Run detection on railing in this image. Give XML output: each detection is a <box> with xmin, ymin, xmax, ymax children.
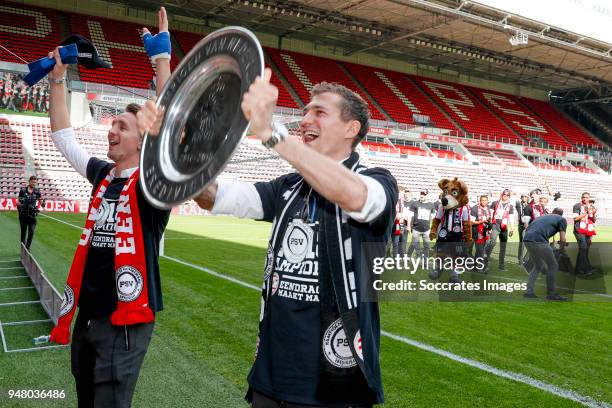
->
<box><xmin>21</xmin><ymin>244</ymin><xmax>63</xmax><ymax>325</ymax></box>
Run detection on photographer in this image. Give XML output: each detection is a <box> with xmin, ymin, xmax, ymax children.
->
<box><xmin>470</xmin><ymin>195</ymin><xmax>491</xmax><ymax>267</ymax></box>
<box><xmin>523</xmin><ymin>208</ymin><xmax>568</xmax><ymax>301</ymax></box>
<box><xmin>572</xmin><ymin>192</ymin><xmax>596</xmax><ymax>276</ymax></box>
<box><xmin>18</xmin><ymin>175</ymin><xmax>44</xmax><ymax>250</ymax></box>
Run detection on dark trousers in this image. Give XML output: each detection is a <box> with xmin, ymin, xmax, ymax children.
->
<box><xmin>525</xmin><ymin>242</ymin><xmax>557</xmax><ymax>295</ymax></box>
<box><xmin>485</xmin><ymin>224</ymin><xmax>508</xmax><ymax>268</ymax></box>
<box><xmin>251</xmin><ymin>390</ymin><xmax>372</xmax><ymax>408</ymax></box>
<box><xmin>18</xmin><ymin>214</ymin><xmax>37</xmax><ymax>249</ymax></box>
<box><xmin>71</xmin><ymin>312</ymin><xmax>154</xmax><ymax>408</ymax></box>
<box><xmin>573</xmin><ymin>232</ymin><xmax>592</xmax><ymax>274</ymax></box>
<box><xmin>518</xmin><ymin>225</ymin><xmax>526</xmax><ymax>263</ymax></box>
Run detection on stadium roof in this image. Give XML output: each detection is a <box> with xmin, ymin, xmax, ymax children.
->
<box><xmin>119</xmin><ymin>0</ymin><xmax>612</xmax><ymax>94</ymax></box>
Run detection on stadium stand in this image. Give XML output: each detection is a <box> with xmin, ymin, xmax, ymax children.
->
<box><xmin>0</xmin><ymin>3</ymin><xmax>62</xmax><ymax>65</ymax></box>
<box><xmin>264</xmin><ymin>47</ymin><xmax>387</xmax><ymax>120</ymax></box>
<box><xmin>0</xmin><ymin>166</ymin><xmax>24</xmax><ymax>198</ymax></box>
<box><xmin>520</xmin><ymin>97</ymin><xmax>602</xmax><ymax>147</ymax></box>
<box><xmin>343</xmin><ymin>64</ymin><xmax>458</xmax><ymax>130</ymax></box>
<box><xmin>467</xmin><ymin>87</ymin><xmax>574</xmax><ymax>150</ymax></box>
<box><xmin>411</xmin><ymin>75</ymin><xmax>524</xmax><ymax>144</ymax></box>
<box><xmin>0</xmin><ymin>122</ymin><xmax>25</xmax><ymax>168</ymax></box>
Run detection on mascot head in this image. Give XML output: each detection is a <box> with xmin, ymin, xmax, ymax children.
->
<box><xmin>438</xmin><ymin>177</ymin><xmax>469</xmax><ymax>210</ymax></box>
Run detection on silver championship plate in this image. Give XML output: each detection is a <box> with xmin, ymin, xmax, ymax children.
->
<box><xmin>140</xmin><ymin>26</ymin><xmax>264</xmax><ymax>209</ymax></box>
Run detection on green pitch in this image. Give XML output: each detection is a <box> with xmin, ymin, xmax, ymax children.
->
<box><xmin>0</xmin><ymin>211</ymin><xmax>610</xmax><ymax>407</ymax></box>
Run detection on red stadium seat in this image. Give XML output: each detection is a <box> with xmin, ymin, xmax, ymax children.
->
<box><xmin>0</xmin><ymin>3</ymin><xmax>62</xmax><ymax>65</ymax></box>
<box><xmin>343</xmin><ymin>63</ymin><xmax>457</xmax><ymax>129</ymax></box>
<box><xmin>519</xmin><ymin>98</ymin><xmax>602</xmax><ymax>148</ymax></box>
<box><xmin>468</xmin><ymin>87</ymin><xmax>574</xmax><ymax>150</ymax></box>
<box><xmin>411</xmin><ymin>76</ymin><xmax>524</xmax><ymax>144</ymax></box>
<box><xmin>265</xmin><ymin>47</ymin><xmax>386</xmax><ymax>120</ymax></box>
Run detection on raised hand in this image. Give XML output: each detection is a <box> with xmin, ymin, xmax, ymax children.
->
<box><xmin>241</xmin><ymin>68</ymin><xmax>278</xmax><ymax>142</ymax></box>
<box><xmin>142</xmin><ymin>6</ymin><xmax>168</xmax><ymax>37</ymax></box>
<box><xmin>48</xmin><ymin>47</ymin><xmax>67</xmax><ymax>80</ymax></box>
<box><xmin>142</xmin><ymin>7</ymin><xmax>171</xmax><ymax>62</ymax></box>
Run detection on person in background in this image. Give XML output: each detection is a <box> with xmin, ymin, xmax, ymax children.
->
<box><xmin>470</xmin><ymin>195</ymin><xmax>491</xmax><ymax>266</ymax></box>
<box><xmin>529</xmin><ymin>188</ymin><xmax>544</xmax><ymax>222</ymax></box>
<box><xmin>523</xmin><ymin>208</ymin><xmax>568</xmax><ymax>301</ymax></box>
<box><xmin>391</xmin><ymin>193</ymin><xmax>406</xmax><ymax>256</ymax></box>
<box><xmin>538</xmin><ymin>196</ymin><xmax>550</xmax><ymax>215</ymax></box>
<box><xmin>400</xmin><ymin>189</ymin><xmax>414</xmax><ymax>254</ymax></box>
<box><xmin>406</xmin><ymin>189</ymin><xmax>435</xmax><ymax>259</ymax></box>
<box><xmin>572</xmin><ymin>192</ymin><xmax>597</xmax><ymax>276</ymax></box>
<box><xmin>486</xmin><ymin>189</ymin><xmax>514</xmax><ymax>271</ymax></box>
<box><xmin>17</xmin><ymin>175</ymin><xmax>44</xmax><ymax>250</ymax></box>
<box><xmin>515</xmin><ymin>192</ymin><xmax>532</xmax><ymax>264</ymax></box>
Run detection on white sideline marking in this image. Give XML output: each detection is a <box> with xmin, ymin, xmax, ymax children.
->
<box><xmin>0</xmin><ymin>266</ymin><xmax>25</xmax><ymax>270</ymax></box>
<box><xmin>0</xmin><ymin>286</ymin><xmax>35</xmax><ymax>291</ymax></box>
<box><xmin>41</xmin><ymin>214</ymin><xmax>611</xmax><ymax>407</ymax></box>
<box><xmin>39</xmin><ymin>213</ymin><xmax>82</xmax><ymax>229</ymax></box>
<box><xmin>382</xmin><ymin>330</ymin><xmax>610</xmax><ymax>408</ymax></box>
<box><xmin>0</xmin><ymin>300</ymin><xmax>40</xmax><ymax>307</ymax></box>
<box><xmin>162</xmin><ymin>255</ymin><xmax>260</xmax><ymax>291</ymax></box>
<box><xmin>0</xmin><ymin>259</ymin><xmax>20</xmax><ymax>263</ymax></box>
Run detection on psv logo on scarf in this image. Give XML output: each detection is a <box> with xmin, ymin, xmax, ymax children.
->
<box><xmin>50</xmin><ymin>168</ymin><xmax>154</xmax><ymax>345</ymax></box>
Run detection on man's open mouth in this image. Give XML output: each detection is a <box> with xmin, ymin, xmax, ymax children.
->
<box><xmin>302</xmin><ymin>130</ymin><xmax>319</xmax><ymax>143</ymax></box>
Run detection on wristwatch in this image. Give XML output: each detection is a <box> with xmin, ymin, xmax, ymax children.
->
<box><xmin>262</xmin><ymin>122</ymin><xmax>288</xmax><ymax>149</ymax></box>
<box><xmin>48</xmin><ymin>76</ymin><xmax>66</xmax><ymax>84</ymax></box>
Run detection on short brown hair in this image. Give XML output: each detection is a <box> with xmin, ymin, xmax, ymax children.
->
<box><xmin>310</xmin><ymin>82</ymin><xmax>370</xmax><ymax>149</ymax></box>
<box><xmin>125</xmin><ymin>103</ymin><xmax>141</xmax><ymax>116</ymax></box>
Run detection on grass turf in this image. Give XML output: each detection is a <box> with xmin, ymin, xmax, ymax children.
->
<box><xmin>0</xmin><ymin>211</ymin><xmax>610</xmax><ymax>407</ymax></box>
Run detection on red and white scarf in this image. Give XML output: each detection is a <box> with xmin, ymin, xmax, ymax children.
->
<box><xmin>50</xmin><ymin>168</ymin><xmax>154</xmax><ymax>345</ymax></box>
<box><xmin>476</xmin><ymin>205</ymin><xmax>491</xmax><ymax>244</ymax></box>
<box><xmin>530</xmin><ymin>200</ymin><xmax>542</xmax><ymax>221</ymax></box>
<box><xmin>578</xmin><ymin>205</ymin><xmax>596</xmax><ymax>236</ymax></box>
<box><xmin>492</xmin><ymin>198</ymin><xmax>511</xmax><ymax>230</ymax></box>
<box><xmin>393</xmin><ymin>200</ymin><xmax>402</xmax><ymax>236</ymax></box>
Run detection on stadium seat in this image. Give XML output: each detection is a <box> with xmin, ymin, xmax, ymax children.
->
<box><xmin>264</xmin><ymin>47</ymin><xmax>386</xmax><ymax>120</ymax></box>
<box><xmin>411</xmin><ymin>76</ymin><xmax>524</xmax><ymax>144</ymax></box>
<box><xmin>519</xmin><ymin>98</ymin><xmax>602</xmax><ymax>148</ymax></box>
<box><xmin>342</xmin><ymin>63</ymin><xmax>457</xmax><ymax>129</ymax></box>
<box><xmin>0</xmin><ymin>3</ymin><xmax>62</xmax><ymax>65</ymax></box>
<box><xmin>468</xmin><ymin>87</ymin><xmax>574</xmax><ymax>150</ymax></box>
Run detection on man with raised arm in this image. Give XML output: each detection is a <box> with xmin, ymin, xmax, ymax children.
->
<box><xmin>46</xmin><ymin>8</ymin><xmax>171</xmax><ymax>407</ymax></box>
<box><xmin>141</xmin><ymin>74</ymin><xmax>398</xmax><ymax>408</ymax></box>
